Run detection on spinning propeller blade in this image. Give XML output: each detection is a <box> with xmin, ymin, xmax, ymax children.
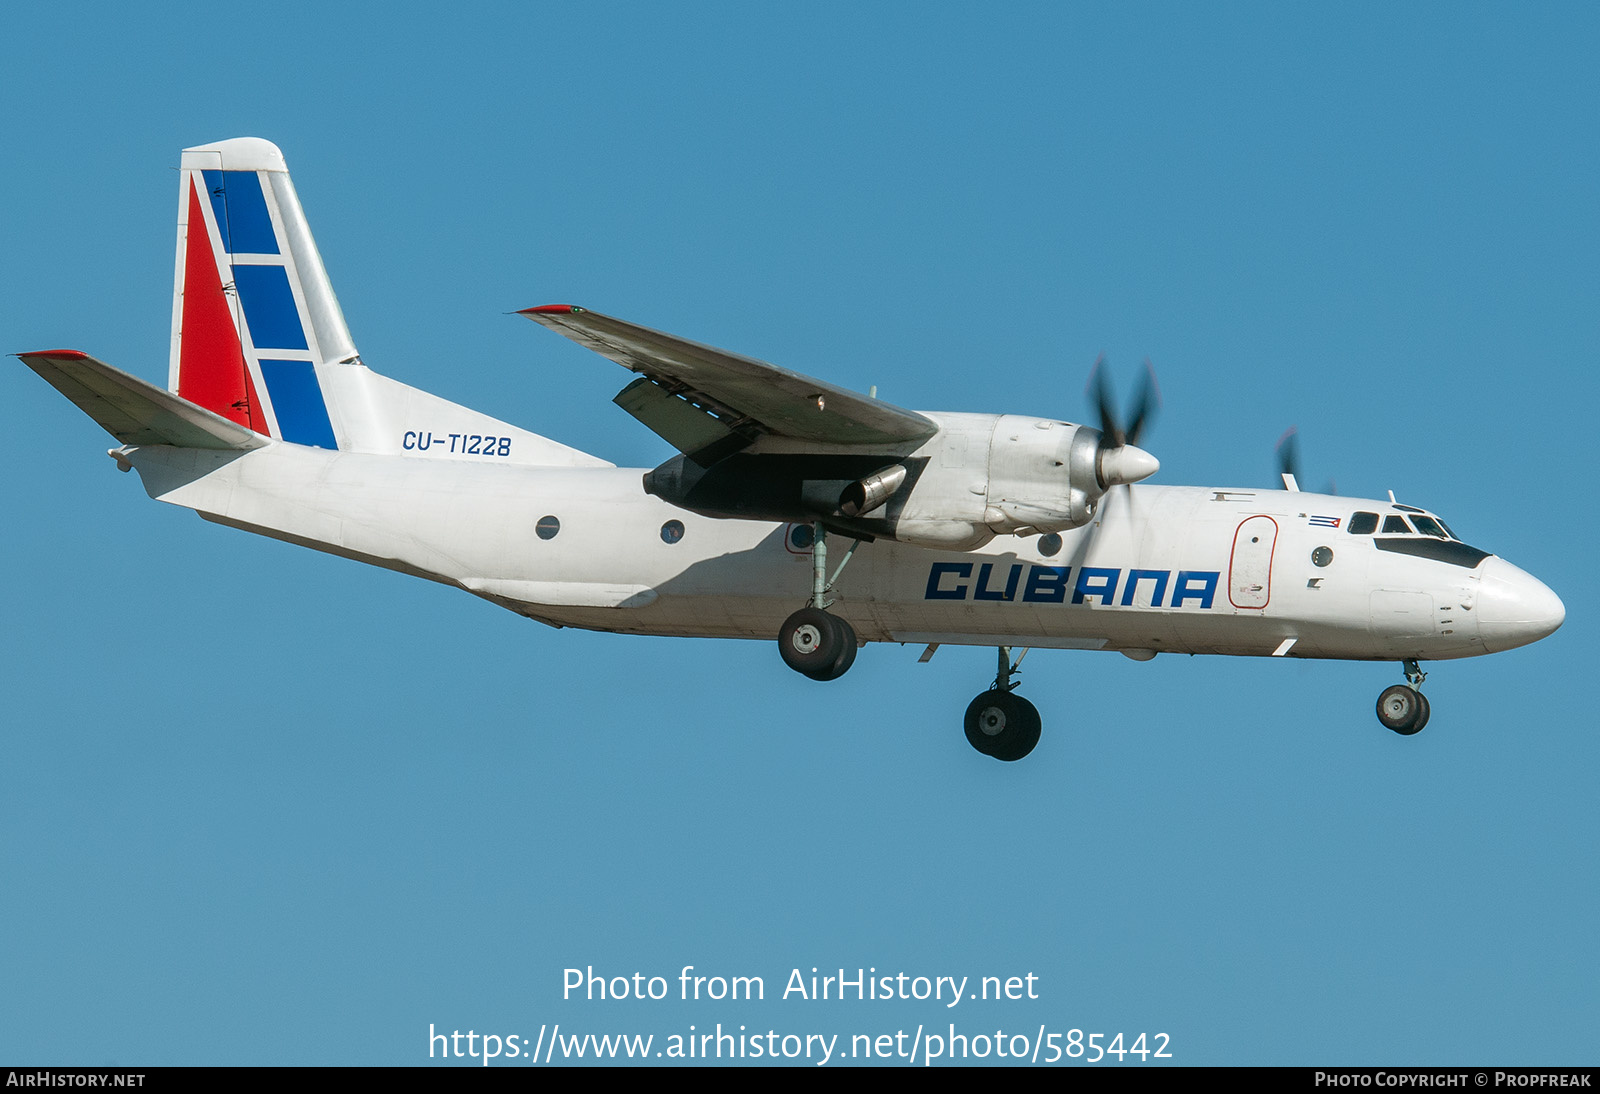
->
<box><xmin>1276</xmin><ymin>427</ymin><xmax>1301</xmax><ymax>487</ymax></box>
<box><xmin>1087</xmin><ymin>356</ymin><xmax>1162</xmax><ymax>490</ymax></box>
<box><xmin>1275</xmin><ymin>427</ymin><xmax>1335</xmax><ymax>494</ymax></box>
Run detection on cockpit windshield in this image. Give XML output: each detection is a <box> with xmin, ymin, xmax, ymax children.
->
<box><xmin>1348</xmin><ymin>508</ymin><xmax>1483</xmax><ymax>565</ymax></box>
<box><xmin>1352</xmin><ymin>510</ymin><xmax>1458</xmax><ymax>541</ymax></box>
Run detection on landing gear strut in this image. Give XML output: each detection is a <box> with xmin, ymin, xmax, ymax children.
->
<box><xmin>1376</xmin><ymin>659</ymin><xmax>1431</xmax><ymax>735</ymax></box>
<box><xmin>778</xmin><ymin>523</ymin><xmax>859</xmax><ymax>681</ymax></box>
<box><xmin>964</xmin><ymin>646</ymin><xmax>1041</xmax><ymax>761</ymax></box>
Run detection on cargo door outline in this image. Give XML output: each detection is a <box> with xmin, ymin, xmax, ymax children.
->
<box><xmin>1229</xmin><ymin>515</ymin><xmax>1278</xmax><ymax>609</ymax></box>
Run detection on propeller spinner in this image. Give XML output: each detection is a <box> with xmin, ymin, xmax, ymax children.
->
<box><xmin>1089</xmin><ymin>356</ymin><xmax>1162</xmax><ymax>489</ymax></box>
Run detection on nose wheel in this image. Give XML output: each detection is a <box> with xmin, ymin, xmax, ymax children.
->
<box><xmin>1376</xmin><ymin>660</ymin><xmax>1431</xmax><ymax>735</ymax></box>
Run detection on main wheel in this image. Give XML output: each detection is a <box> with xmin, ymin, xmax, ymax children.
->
<box><xmin>964</xmin><ymin>689</ymin><xmax>1042</xmax><ymax>761</ymax></box>
<box><xmin>779</xmin><ymin>608</ymin><xmax>852</xmax><ymax>681</ymax></box>
<box><xmin>1376</xmin><ymin>684</ymin><xmax>1426</xmax><ymax>735</ymax></box>
<box><xmin>810</xmin><ymin>615</ymin><xmax>858</xmax><ymax>682</ymax></box>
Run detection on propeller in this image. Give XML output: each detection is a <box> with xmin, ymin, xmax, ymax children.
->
<box><xmin>1087</xmin><ymin>355</ymin><xmax>1162</xmax><ymax>490</ymax></box>
<box><xmin>1276</xmin><ymin>427</ymin><xmax>1301</xmax><ymax>489</ymax></box>
<box><xmin>1275</xmin><ymin>426</ymin><xmax>1336</xmax><ymax>495</ymax></box>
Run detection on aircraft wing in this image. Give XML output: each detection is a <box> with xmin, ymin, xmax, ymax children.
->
<box><xmin>520</xmin><ymin>305</ymin><xmax>937</xmax><ymax>448</ymax></box>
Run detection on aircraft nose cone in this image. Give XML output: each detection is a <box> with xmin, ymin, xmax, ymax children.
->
<box><xmin>1099</xmin><ymin>444</ymin><xmax>1160</xmax><ymax>487</ymax></box>
<box><xmin>1477</xmin><ymin>557</ymin><xmax>1565</xmax><ymax>653</ymax></box>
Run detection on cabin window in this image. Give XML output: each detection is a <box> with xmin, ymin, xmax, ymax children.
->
<box><xmin>1382</xmin><ymin>515</ymin><xmax>1411</xmax><ymax>534</ymax></box>
<box><xmin>1038</xmin><ymin>533</ymin><xmax>1063</xmax><ymax>557</ymax></box>
<box><xmin>535</xmin><ymin>515</ymin><xmax>560</xmax><ymax>540</ymax></box>
<box><xmin>1348</xmin><ymin>512</ymin><xmax>1379</xmax><ymax>535</ymax></box>
<box><xmin>661</xmin><ymin>520</ymin><xmax>685</xmax><ymax>544</ymax></box>
<box><xmin>1312</xmin><ymin>546</ymin><xmax>1333</xmax><ymax>567</ymax></box>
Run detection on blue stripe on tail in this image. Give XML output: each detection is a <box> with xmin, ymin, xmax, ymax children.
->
<box><xmin>233</xmin><ymin>265</ymin><xmax>309</xmax><ymax>351</ymax></box>
<box><xmin>202</xmin><ymin>170</ymin><xmax>279</xmax><ymax>255</ymax></box>
<box><xmin>259</xmin><ymin>360</ymin><xmax>337</xmax><ymax>449</ymax></box>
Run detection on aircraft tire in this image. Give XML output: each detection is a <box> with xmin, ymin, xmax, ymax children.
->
<box><xmin>964</xmin><ymin>689</ymin><xmax>1042</xmax><ymax>761</ymax></box>
<box><xmin>810</xmin><ymin>616</ymin><xmax>859</xmax><ymax>682</ymax></box>
<box><xmin>1376</xmin><ymin>684</ymin><xmax>1425</xmax><ymax>735</ymax></box>
<box><xmin>779</xmin><ymin>608</ymin><xmax>851</xmax><ymax>681</ymax></box>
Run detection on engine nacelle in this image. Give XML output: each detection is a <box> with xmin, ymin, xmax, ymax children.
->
<box><xmin>839</xmin><ymin>413</ymin><xmax>1107</xmax><ymax>549</ymax></box>
<box><xmin>641</xmin><ymin>412</ymin><xmax>1153</xmax><ymax>553</ymax></box>
<box><xmin>979</xmin><ymin>415</ymin><xmax>1102</xmax><ymax>535</ymax></box>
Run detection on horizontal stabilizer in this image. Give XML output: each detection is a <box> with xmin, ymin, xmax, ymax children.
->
<box><xmin>19</xmin><ymin>350</ymin><xmax>270</xmax><ymax>451</ymax></box>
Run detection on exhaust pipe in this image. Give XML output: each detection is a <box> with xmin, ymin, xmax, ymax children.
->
<box><xmin>839</xmin><ymin>464</ymin><xmax>908</xmax><ymax>518</ymax></box>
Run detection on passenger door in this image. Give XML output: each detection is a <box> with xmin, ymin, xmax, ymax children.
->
<box><xmin>1229</xmin><ymin>516</ymin><xmax>1278</xmax><ymax>609</ymax></box>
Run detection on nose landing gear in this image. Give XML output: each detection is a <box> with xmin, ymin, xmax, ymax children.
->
<box><xmin>1376</xmin><ymin>660</ymin><xmax>1431</xmax><ymax>735</ymax></box>
<box><xmin>964</xmin><ymin>646</ymin><xmax>1041</xmax><ymax>761</ymax></box>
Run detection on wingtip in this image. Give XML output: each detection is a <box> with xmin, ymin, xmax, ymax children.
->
<box><xmin>519</xmin><ymin>304</ymin><xmax>584</xmax><ymax>316</ymax></box>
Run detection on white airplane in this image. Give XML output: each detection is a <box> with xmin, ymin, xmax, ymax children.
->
<box><xmin>21</xmin><ymin>138</ymin><xmax>1565</xmax><ymax>761</ymax></box>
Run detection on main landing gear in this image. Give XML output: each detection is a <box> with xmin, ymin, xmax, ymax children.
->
<box><xmin>778</xmin><ymin>523</ymin><xmax>860</xmax><ymax>682</ymax></box>
<box><xmin>1375</xmin><ymin>659</ymin><xmax>1431</xmax><ymax>736</ymax></box>
<box><xmin>779</xmin><ymin>606</ymin><xmax>857</xmax><ymax>681</ymax></box>
<box><xmin>964</xmin><ymin>646</ymin><xmax>1041</xmax><ymax>762</ymax></box>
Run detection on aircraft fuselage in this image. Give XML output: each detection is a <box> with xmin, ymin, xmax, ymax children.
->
<box><xmin>123</xmin><ymin>441</ymin><xmax>1560</xmax><ymax>665</ymax></box>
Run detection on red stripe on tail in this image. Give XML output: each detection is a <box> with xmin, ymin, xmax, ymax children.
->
<box><xmin>176</xmin><ymin>180</ymin><xmax>268</xmax><ymax>435</ymax></box>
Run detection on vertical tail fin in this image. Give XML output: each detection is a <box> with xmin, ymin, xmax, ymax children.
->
<box><xmin>171</xmin><ymin>137</ymin><xmax>353</xmax><ymax>448</ymax></box>
<box><xmin>169</xmin><ymin>138</ymin><xmax>610</xmax><ymax>467</ymax></box>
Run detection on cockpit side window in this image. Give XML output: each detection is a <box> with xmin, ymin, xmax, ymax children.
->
<box><xmin>1437</xmin><ymin>519</ymin><xmax>1459</xmax><ymax>540</ymax></box>
<box><xmin>1348</xmin><ymin>512</ymin><xmax>1379</xmax><ymax>535</ymax></box>
<box><xmin>1382</xmin><ymin>515</ymin><xmax>1411</xmax><ymax>534</ymax></box>
<box><xmin>1409</xmin><ymin>515</ymin><xmax>1448</xmax><ymax>538</ymax></box>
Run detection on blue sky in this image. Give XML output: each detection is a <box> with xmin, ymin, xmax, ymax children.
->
<box><xmin>4</xmin><ymin>2</ymin><xmax>1595</xmax><ymax>1066</ymax></box>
